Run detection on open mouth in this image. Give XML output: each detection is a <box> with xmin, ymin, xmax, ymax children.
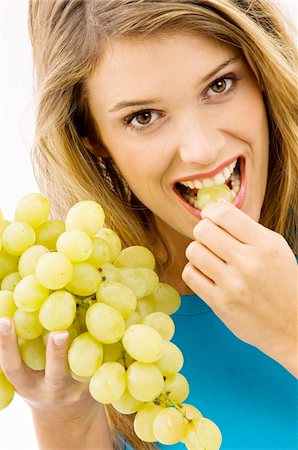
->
<box><xmin>174</xmin><ymin>156</ymin><xmax>246</xmax><ymax>214</ymax></box>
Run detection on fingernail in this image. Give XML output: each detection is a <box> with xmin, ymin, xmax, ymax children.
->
<box><xmin>52</xmin><ymin>331</ymin><xmax>68</xmax><ymax>347</ymax></box>
<box><xmin>0</xmin><ymin>318</ymin><xmax>12</xmax><ymax>336</ymax></box>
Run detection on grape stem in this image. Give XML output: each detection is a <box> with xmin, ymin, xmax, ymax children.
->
<box><xmin>75</xmin><ymin>296</ymin><xmax>96</xmax><ymax>308</ymax></box>
<box><xmin>119</xmin><ymin>351</ymin><xmax>128</xmax><ymax>370</ymax></box>
<box><xmin>155</xmin><ymin>393</ymin><xmax>191</xmax><ymax>423</ymax></box>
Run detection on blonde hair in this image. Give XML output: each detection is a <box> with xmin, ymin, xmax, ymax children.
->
<box><xmin>28</xmin><ymin>0</ymin><xmax>297</xmax><ymax>448</ymax></box>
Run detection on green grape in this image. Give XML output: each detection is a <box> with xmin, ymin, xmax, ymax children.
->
<box><xmin>96</xmin><ymin>281</ymin><xmax>137</xmax><ymax>319</ymax></box>
<box><xmin>86</xmin><ymin>303</ymin><xmax>125</xmax><ymax>344</ymax></box>
<box><xmin>0</xmin><ymin>372</ymin><xmax>15</xmax><ymax>410</ymax></box>
<box><xmin>153</xmin><ymin>407</ymin><xmax>187</xmax><ymax>445</ymax></box>
<box><xmin>66</xmin><ymin>263</ymin><xmax>102</xmax><ymax>296</ymax></box>
<box><xmin>156</xmin><ymin>340</ymin><xmax>184</xmax><ymax>376</ymax></box>
<box><xmin>142</xmin><ymin>312</ymin><xmax>175</xmax><ymax>340</ymax></box>
<box><xmin>39</xmin><ymin>290</ymin><xmax>76</xmax><ymax>331</ymax></box>
<box><xmin>136</xmin><ymin>298</ymin><xmax>155</xmax><ymax>317</ymax></box>
<box><xmin>181</xmin><ymin>404</ymin><xmax>203</xmax><ymax>421</ymax></box>
<box><xmin>19</xmin><ymin>336</ymin><xmax>46</xmax><ymax>370</ymax></box>
<box><xmin>122</xmin><ymin>324</ymin><xmax>164</xmax><ymax>363</ymax></box>
<box><xmin>1</xmin><ymin>272</ymin><xmax>21</xmax><ymax>291</ymax></box>
<box><xmin>35</xmin><ymin>252</ymin><xmax>73</xmax><ymax>290</ymax></box>
<box><xmin>0</xmin><ymin>194</ymin><xmax>221</xmax><ymax>447</ymax></box>
<box><xmin>0</xmin><ymin>219</ymin><xmax>10</xmax><ymax>237</ymax></box>
<box><xmin>102</xmin><ymin>341</ymin><xmax>124</xmax><ymax>364</ymax></box>
<box><xmin>0</xmin><ymin>219</ymin><xmax>11</xmax><ymax>237</ymax></box>
<box><xmin>89</xmin><ymin>362</ymin><xmax>126</xmax><ymax>404</ymax></box>
<box><xmin>35</xmin><ymin>220</ymin><xmax>65</xmax><ymax>250</ymax></box>
<box><xmin>56</xmin><ymin>229</ymin><xmax>93</xmax><ymax>263</ymax></box>
<box><xmin>183</xmin><ymin>424</ymin><xmax>205</xmax><ymax>450</ymax></box>
<box><xmin>134</xmin><ymin>403</ymin><xmax>165</xmax><ymax>442</ymax></box>
<box><xmin>163</xmin><ymin>373</ymin><xmax>190</xmax><ymax>404</ymax></box>
<box><xmin>65</xmin><ymin>201</ymin><xmax>105</xmax><ymax>236</ymax></box>
<box><xmin>95</xmin><ymin>228</ymin><xmax>121</xmax><ymax>262</ymax></box>
<box><xmin>126</xmin><ymin>361</ymin><xmax>164</xmax><ymax>402</ymax></box>
<box><xmin>0</xmin><ymin>290</ymin><xmax>17</xmax><ymax>318</ymax></box>
<box><xmin>70</xmin><ymin>372</ymin><xmax>92</xmax><ymax>383</ymax></box>
<box><xmin>118</xmin><ymin>268</ymin><xmax>158</xmax><ymax>299</ymax></box>
<box><xmin>114</xmin><ymin>245</ymin><xmax>155</xmax><ymax>270</ymax></box>
<box><xmin>13</xmin><ymin>275</ymin><xmax>49</xmax><ymax>312</ymax></box>
<box><xmin>14</xmin><ymin>193</ymin><xmax>50</xmax><ymax>229</ymax></box>
<box><xmin>13</xmin><ymin>309</ymin><xmax>43</xmax><ymax>339</ymax></box>
<box><xmin>68</xmin><ymin>332</ymin><xmax>103</xmax><ymax>377</ymax></box>
<box><xmin>197</xmin><ymin>418</ymin><xmax>222</xmax><ymax>450</ymax></box>
<box><xmin>184</xmin><ymin>417</ymin><xmax>222</xmax><ymax>450</ymax></box>
<box><xmin>18</xmin><ymin>245</ymin><xmax>49</xmax><ymax>278</ymax></box>
<box><xmin>100</xmin><ymin>263</ymin><xmax>121</xmax><ymax>282</ymax></box>
<box><xmin>0</xmin><ymin>250</ymin><xmax>19</xmax><ymax>279</ymax></box>
<box><xmin>197</xmin><ymin>183</ymin><xmax>233</xmax><ymax>210</ymax></box>
<box><xmin>85</xmin><ymin>237</ymin><xmax>110</xmax><ymax>268</ymax></box>
<box><xmin>112</xmin><ymin>388</ymin><xmax>143</xmax><ymax>415</ymax></box>
<box><xmin>143</xmin><ymin>282</ymin><xmax>181</xmax><ymax>315</ymax></box>
<box><xmin>2</xmin><ymin>222</ymin><xmax>36</xmax><ymax>256</ymax></box>
<box><xmin>138</xmin><ymin>268</ymin><xmax>159</xmax><ymax>294</ymax></box>
<box><xmin>125</xmin><ymin>311</ymin><xmax>142</xmax><ymax>329</ymax></box>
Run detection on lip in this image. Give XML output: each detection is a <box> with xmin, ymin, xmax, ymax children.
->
<box><xmin>172</xmin><ymin>154</ymin><xmax>242</xmax><ymax>185</ymax></box>
<box><xmin>173</xmin><ymin>155</ymin><xmax>246</xmax><ymax>219</ymax></box>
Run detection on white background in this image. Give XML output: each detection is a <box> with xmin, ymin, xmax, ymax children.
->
<box><xmin>0</xmin><ymin>1</ymin><xmax>297</xmax><ymax>449</ymax></box>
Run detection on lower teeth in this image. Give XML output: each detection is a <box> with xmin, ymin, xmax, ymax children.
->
<box><xmin>183</xmin><ymin>171</ymin><xmax>241</xmax><ymax>209</ymax></box>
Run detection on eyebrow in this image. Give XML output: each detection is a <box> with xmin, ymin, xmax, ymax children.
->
<box><xmin>108</xmin><ymin>55</ymin><xmax>240</xmax><ymax>113</ymax></box>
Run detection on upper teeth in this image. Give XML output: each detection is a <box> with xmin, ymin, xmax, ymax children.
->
<box><xmin>179</xmin><ymin>160</ymin><xmax>237</xmax><ymax>189</ymax></box>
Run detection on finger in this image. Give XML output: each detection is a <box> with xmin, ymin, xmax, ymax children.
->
<box><xmin>45</xmin><ymin>331</ymin><xmax>70</xmax><ymax>387</ymax></box>
<box><xmin>201</xmin><ymin>202</ymin><xmax>265</xmax><ymax>245</ymax></box>
<box><xmin>185</xmin><ymin>240</ymin><xmax>227</xmax><ymax>283</ymax></box>
<box><xmin>0</xmin><ymin>318</ymin><xmax>33</xmax><ymax>386</ymax></box>
<box><xmin>182</xmin><ymin>262</ymin><xmax>218</xmax><ymax>307</ymax></box>
<box><xmin>193</xmin><ymin>218</ymin><xmax>243</xmax><ymax>263</ymax></box>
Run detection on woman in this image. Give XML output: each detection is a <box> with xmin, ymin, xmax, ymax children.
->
<box><xmin>0</xmin><ymin>0</ymin><xmax>297</xmax><ymax>449</ymax></box>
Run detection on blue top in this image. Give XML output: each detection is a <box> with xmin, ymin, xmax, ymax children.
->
<box><xmin>122</xmin><ymin>259</ymin><xmax>298</xmax><ymax>450</ymax></box>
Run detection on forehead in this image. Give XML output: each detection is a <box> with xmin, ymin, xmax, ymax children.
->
<box><xmin>86</xmin><ymin>32</ymin><xmax>239</xmax><ymax>113</ymax></box>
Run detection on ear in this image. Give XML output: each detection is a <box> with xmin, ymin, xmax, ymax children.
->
<box><xmin>81</xmin><ymin>137</ymin><xmax>110</xmax><ymax>158</ymax></box>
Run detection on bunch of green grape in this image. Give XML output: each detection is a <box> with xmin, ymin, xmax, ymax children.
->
<box><xmin>0</xmin><ymin>193</ymin><xmax>222</xmax><ymax>449</ymax></box>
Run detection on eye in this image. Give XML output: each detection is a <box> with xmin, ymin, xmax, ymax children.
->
<box><xmin>133</xmin><ymin>111</ymin><xmax>153</xmax><ymax>126</ymax></box>
<box><xmin>123</xmin><ymin>110</ymin><xmax>161</xmax><ymax>131</ymax></box>
<box><xmin>206</xmin><ymin>77</ymin><xmax>235</xmax><ymax>98</ymax></box>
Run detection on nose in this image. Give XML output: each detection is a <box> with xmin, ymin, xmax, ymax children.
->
<box><xmin>177</xmin><ymin>112</ymin><xmax>225</xmax><ymax>165</ymax></box>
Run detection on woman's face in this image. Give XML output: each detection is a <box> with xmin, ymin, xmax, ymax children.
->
<box><xmin>86</xmin><ymin>32</ymin><xmax>269</xmax><ymax>242</ymax></box>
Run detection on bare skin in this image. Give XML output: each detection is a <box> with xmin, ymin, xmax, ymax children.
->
<box><xmin>0</xmin><ymin>322</ymin><xmax>114</xmax><ymax>449</ymax></box>
<box><xmin>0</xmin><ymin>31</ymin><xmax>297</xmax><ymax>450</ymax></box>
<box><xmin>86</xmin><ymin>33</ymin><xmax>297</xmax><ymax>377</ymax></box>
<box><xmin>182</xmin><ymin>202</ymin><xmax>298</xmax><ymax>377</ymax></box>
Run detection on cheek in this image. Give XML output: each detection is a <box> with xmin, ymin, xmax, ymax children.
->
<box><xmin>237</xmin><ymin>88</ymin><xmax>269</xmax><ymax>147</ymax></box>
<box><xmin>100</xmin><ymin>126</ymin><xmax>168</xmax><ymax>182</ymax></box>
<box><xmin>103</xmin><ymin>139</ymin><xmax>163</xmax><ymax>193</ymax></box>
<box><xmin>96</xmin><ymin>122</ymin><xmax>146</xmax><ymax>172</ymax></box>
<box><xmin>245</xmin><ymin>94</ymin><xmax>270</xmax><ymax>175</ymax></box>
<box><xmin>116</xmin><ymin>147</ymin><xmax>161</xmax><ymax>183</ymax></box>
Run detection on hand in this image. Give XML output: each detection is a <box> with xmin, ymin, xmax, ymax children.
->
<box><xmin>0</xmin><ymin>321</ymin><xmax>98</xmax><ymax>418</ymax></box>
<box><xmin>0</xmin><ymin>321</ymin><xmax>114</xmax><ymax>450</ymax></box>
<box><xmin>182</xmin><ymin>202</ymin><xmax>298</xmax><ymax>376</ymax></box>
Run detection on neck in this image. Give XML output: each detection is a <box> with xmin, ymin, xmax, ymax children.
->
<box><xmin>153</xmin><ymin>217</ymin><xmax>194</xmax><ymax>295</ymax></box>
<box><xmin>160</xmin><ymin>264</ymin><xmax>194</xmax><ymax>295</ymax></box>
